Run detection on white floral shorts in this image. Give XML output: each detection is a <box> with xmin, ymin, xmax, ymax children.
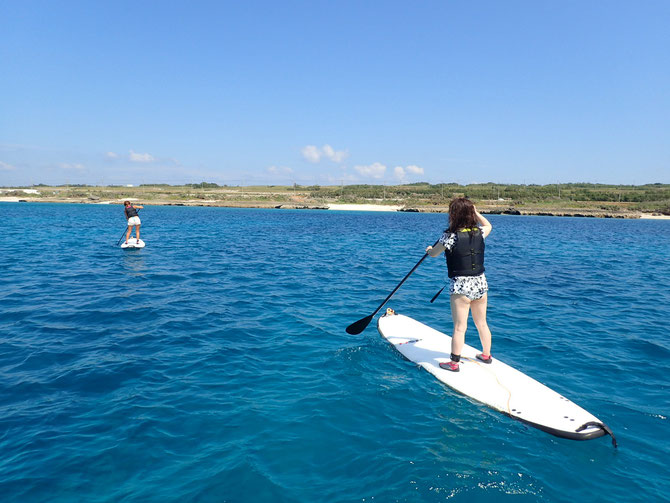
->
<box><xmin>449</xmin><ymin>273</ymin><xmax>488</xmax><ymax>301</ymax></box>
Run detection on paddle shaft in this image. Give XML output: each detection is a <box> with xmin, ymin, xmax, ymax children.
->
<box><xmin>345</xmin><ymin>239</ymin><xmax>439</xmax><ymax>334</ymax></box>
<box><xmin>369</xmin><ymin>251</ymin><xmax>430</xmax><ymax>315</ymax></box>
<box><xmin>430</xmin><ymin>285</ymin><xmax>446</xmax><ymax>303</ymax></box>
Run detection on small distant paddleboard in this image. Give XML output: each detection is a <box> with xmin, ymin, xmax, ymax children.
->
<box><xmin>121</xmin><ymin>238</ymin><xmax>145</xmax><ymax>249</ymax></box>
<box><xmin>377</xmin><ymin>310</ymin><xmax>616</xmax><ymax>446</ymax></box>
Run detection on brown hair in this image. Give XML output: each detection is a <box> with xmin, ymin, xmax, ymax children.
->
<box><xmin>124</xmin><ymin>201</ymin><xmax>131</xmax><ymax>206</ymax></box>
<box><xmin>447</xmin><ymin>197</ymin><xmax>478</xmax><ymax>233</ymax></box>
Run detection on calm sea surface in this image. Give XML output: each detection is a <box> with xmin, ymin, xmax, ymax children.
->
<box><xmin>1</xmin><ymin>203</ymin><xmax>668</xmax><ymax>502</ymax></box>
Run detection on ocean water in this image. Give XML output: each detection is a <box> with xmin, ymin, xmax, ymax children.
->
<box><xmin>1</xmin><ymin>202</ymin><xmax>668</xmax><ymax>502</ymax></box>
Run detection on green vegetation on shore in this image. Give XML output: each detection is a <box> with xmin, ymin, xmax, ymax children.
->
<box><xmin>3</xmin><ymin>182</ymin><xmax>670</xmax><ymax>216</ymax></box>
<box><xmin>297</xmin><ymin>182</ymin><xmax>670</xmax><ymax>211</ymax></box>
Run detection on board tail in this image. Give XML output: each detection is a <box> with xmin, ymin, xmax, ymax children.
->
<box><xmin>577</xmin><ymin>421</ymin><xmax>618</xmax><ymax>448</ymax></box>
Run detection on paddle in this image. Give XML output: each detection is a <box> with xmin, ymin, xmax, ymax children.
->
<box><xmin>345</xmin><ymin>240</ymin><xmax>439</xmax><ymax>335</ymax></box>
<box><xmin>116</xmin><ymin>207</ymin><xmax>140</xmax><ymax>245</ymax></box>
<box><xmin>116</xmin><ymin>228</ymin><xmax>127</xmax><ymax>246</ymax></box>
<box><xmin>429</xmin><ymin>285</ymin><xmax>446</xmax><ymax>303</ymax></box>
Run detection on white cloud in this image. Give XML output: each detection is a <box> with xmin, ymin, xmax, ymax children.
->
<box><xmin>322</xmin><ymin>144</ymin><xmax>348</xmax><ymax>162</ymax></box>
<box><xmin>59</xmin><ymin>163</ymin><xmax>86</xmax><ymax>170</ymax></box>
<box><xmin>0</xmin><ymin>161</ymin><xmax>15</xmax><ymax>171</ymax></box>
<box><xmin>394</xmin><ymin>164</ymin><xmax>424</xmax><ymax>181</ymax></box>
<box><xmin>106</xmin><ymin>151</ymin><xmax>119</xmax><ymax>159</ymax></box>
<box><xmin>354</xmin><ymin>162</ymin><xmax>386</xmax><ymax>179</ymax></box>
<box><xmin>301</xmin><ymin>145</ymin><xmax>322</xmax><ymax>163</ymax></box>
<box><xmin>267</xmin><ymin>165</ymin><xmax>294</xmax><ymax>175</ymax></box>
<box><xmin>129</xmin><ymin>150</ymin><xmax>155</xmax><ymax>163</ymax></box>
<box><xmin>301</xmin><ymin>144</ymin><xmax>348</xmax><ymax>163</ymax></box>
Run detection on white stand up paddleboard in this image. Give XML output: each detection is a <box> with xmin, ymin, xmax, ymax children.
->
<box><xmin>121</xmin><ymin>238</ymin><xmax>145</xmax><ymax>249</ymax></box>
<box><xmin>377</xmin><ymin>309</ymin><xmax>616</xmax><ymax>446</ymax></box>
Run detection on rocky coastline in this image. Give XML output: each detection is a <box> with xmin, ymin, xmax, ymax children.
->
<box><xmin>2</xmin><ymin>194</ymin><xmax>668</xmax><ymax>219</ymax></box>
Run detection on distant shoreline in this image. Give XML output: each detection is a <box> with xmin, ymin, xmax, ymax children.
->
<box><xmin>2</xmin><ymin>196</ymin><xmax>669</xmax><ymax>219</ymax></box>
<box><xmin>3</xmin><ymin>182</ymin><xmax>669</xmax><ymax>218</ymax></box>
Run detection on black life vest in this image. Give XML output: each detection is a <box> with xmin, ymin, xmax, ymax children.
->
<box><xmin>125</xmin><ymin>205</ymin><xmax>138</xmax><ymax>218</ymax></box>
<box><xmin>445</xmin><ymin>228</ymin><xmax>485</xmax><ymax>278</ymax></box>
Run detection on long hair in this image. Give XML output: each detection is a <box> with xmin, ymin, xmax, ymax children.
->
<box><xmin>447</xmin><ymin>198</ymin><xmax>478</xmax><ymax>233</ymax></box>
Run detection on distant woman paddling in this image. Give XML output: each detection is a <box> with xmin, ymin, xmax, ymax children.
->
<box><xmin>425</xmin><ymin>198</ymin><xmax>493</xmax><ymax>372</ymax></box>
<box><xmin>123</xmin><ymin>201</ymin><xmax>144</xmax><ymax>244</ymax></box>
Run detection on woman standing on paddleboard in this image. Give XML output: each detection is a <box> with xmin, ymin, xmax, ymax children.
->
<box><xmin>425</xmin><ymin>198</ymin><xmax>493</xmax><ymax>372</ymax></box>
<box><xmin>123</xmin><ymin>201</ymin><xmax>144</xmax><ymax>245</ymax></box>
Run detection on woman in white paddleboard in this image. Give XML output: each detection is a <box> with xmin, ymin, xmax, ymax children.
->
<box><xmin>425</xmin><ymin>197</ymin><xmax>493</xmax><ymax>372</ymax></box>
<box><xmin>123</xmin><ymin>201</ymin><xmax>144</xmax><ymax>244</ymax></box>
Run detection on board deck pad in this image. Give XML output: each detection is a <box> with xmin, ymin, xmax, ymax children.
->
<box><xmin>377</xmin><ymin>311</ymin><xmax>615</xmax><ymax>444</ymax></box>
<box><xmin>121</xmin><ymin>238</ymin><xmax>145</xmax><ymax>249</ymax></box>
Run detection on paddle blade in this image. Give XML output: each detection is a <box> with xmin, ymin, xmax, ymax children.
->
<box><xmin>346</xmin><ymin>314</ymin><xmax>374</xmax><ymax>335</ymax></box>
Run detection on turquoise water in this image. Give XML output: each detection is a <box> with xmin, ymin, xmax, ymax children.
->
<box><xmin>1</xmin><ymin>203</ymin><xmax>668</xmax><ymax>502</ymax></box>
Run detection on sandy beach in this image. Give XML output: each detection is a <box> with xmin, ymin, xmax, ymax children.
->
<box><xmin>638</xmin><ymin>214</ymin><xmax>670</xmax><ymax>219</ymax></box>
<box><xmin>327</xmin><ymin>203</ymin><xmax>403</xmax><ymax>212</ymax></box>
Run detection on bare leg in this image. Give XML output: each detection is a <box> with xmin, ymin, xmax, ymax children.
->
<box><xmin>450</xmin><ymin>294</ymin><xmax>471</xmax><ymax>357</ymax></box>
<box><xmin>135</xmin><ymin>225</ymin><xmax>141</xmax><ymax>241</ymax></box>
<box><xmin>470</xmin><ymin>293</ymin><xmax>492</xmax><ymax>355</ymax></box>
<box><xmin>126</xmin><ymin>225</ymin><xmax>131</xmax><ymax>243</ymax></box>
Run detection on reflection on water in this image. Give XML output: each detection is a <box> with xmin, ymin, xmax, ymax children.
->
<box><xmin>121</xmin><ymin>248</ymin><xmax>147</xmax><ymax>275</ymax></box>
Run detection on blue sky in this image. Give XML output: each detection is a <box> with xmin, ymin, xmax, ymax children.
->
<box><xmin>1</xmin><ymin>0</ymin><xmax>668</xmax><ymax>186</ymax></box>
